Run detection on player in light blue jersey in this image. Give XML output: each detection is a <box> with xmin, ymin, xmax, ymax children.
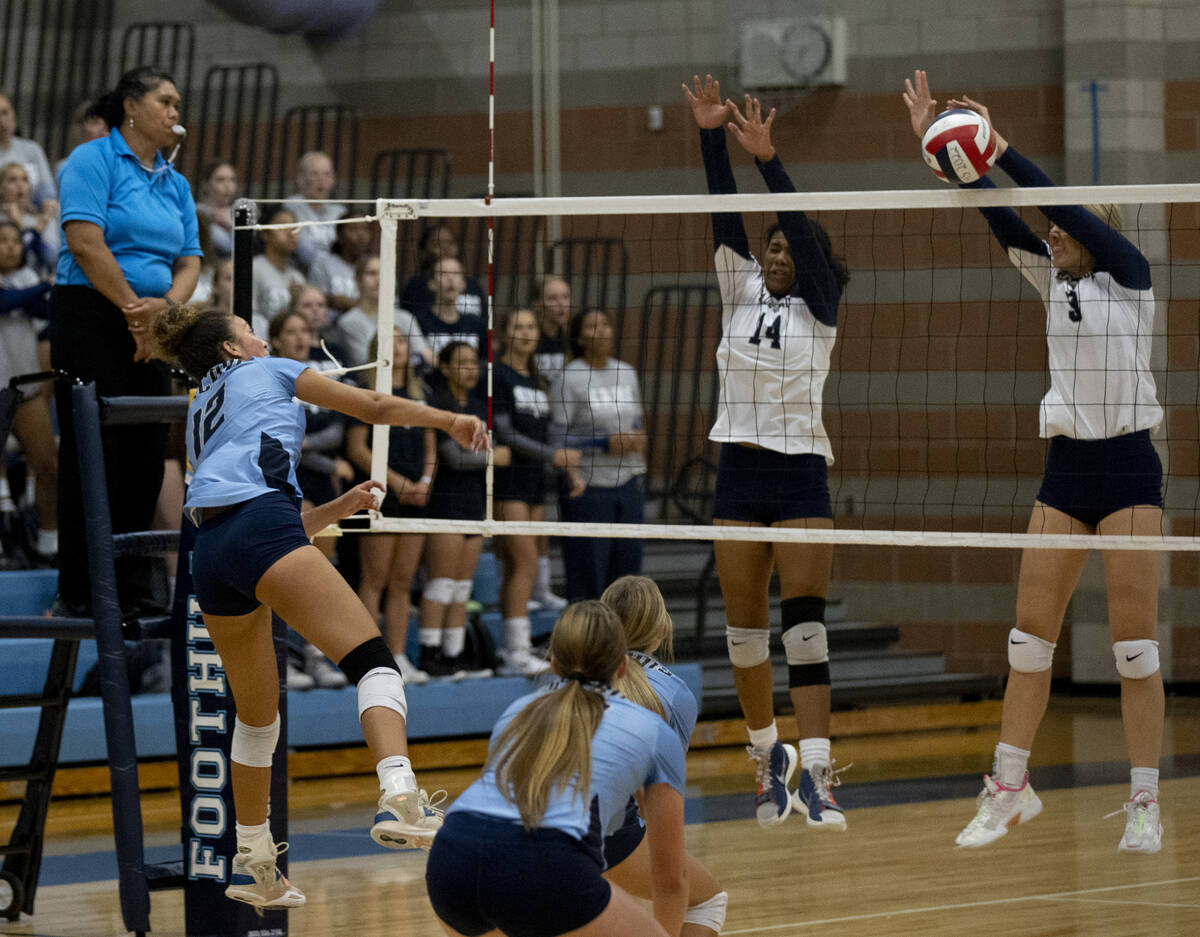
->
<box><xmin>154</xmin><ymin>305</ymin><xmax>488</xmax><ymax>911</ymax></box>
<box><xmin>602</xmin><ymin>576</ymin><xmax>728</xmax><ymax>936</ymax></box>
<box><xmin>426</xmin><ymin>601</ymin><xmax>689</xmax><ymax>937</ymax></box>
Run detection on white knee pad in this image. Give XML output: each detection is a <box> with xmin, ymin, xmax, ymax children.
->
<box><xmin>1007</xmin><ymin>628</ymin><xmax>1055</xmax><ymax>673</ymax></box>
<box><xmin>231</xmin><ymin>714</ymin><xmax>280</xmax><ymax>768</ymax></box>
<box><xmin>357</xmin><ymin>666</ymin><xmax>409</xmax><ymax>721</ymax></box>
<box><xmin>726</xmin><ymin>627</ymin><xmax>769</xmax><ymax>668</ymax></box>
<box><xmin>685</xmin><ymin>890</ymin><xmax>729</xmax><ymax>933</ymax></box>
<box><xmin>1114</xmin><ymin>639</ymin><xmax>1160</xmax><ymax>679</ymax></box>
<box><xmin>782</xmin><ymin>622</ymin><xmax>828</xmax><ymax>665</ymax></box>
<box><xmin>423</xmin><ymin>577</ymin><xmax>455</xmax><ymax>604</ymax></box>
<box><xmin>452</xmin><ymin>579</ymin><xmax>473</xmax><ymax>603</ymax></box>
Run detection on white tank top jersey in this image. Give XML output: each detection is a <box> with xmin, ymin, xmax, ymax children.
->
<box><xmin>1006</xmin><ymin>244</ymin><xmax>1162</xmax><ymax>440</ymax></box>
<box><xmin>709</xmin><ymin>244</ymin><xmax>836</xmax><ymax>461</ymax></box>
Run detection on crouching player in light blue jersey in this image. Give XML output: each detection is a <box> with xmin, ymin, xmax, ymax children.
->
<box><xmin>425</xmin><ymin>601</ymin><xmax>689</xmax><ymax>937</ymax></box>
<box><xmin>154</xmin><ymin>305</ymin><xmax>488</xmax><ymax>910</ymax></box>
<box><xmin>602</xmin><ymin>576</ymin><xmax>728</xmax><ymax>936</ymax></box>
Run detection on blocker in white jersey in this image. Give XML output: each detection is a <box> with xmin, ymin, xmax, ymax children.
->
<box><xmin>687</xmin><ymin>74</ymin><xmax>849</xmax><ymax>834</ymax></box>
<box><xmin>903</xmin><ymin>72</ymin><xmax>1167</xmax><ymax>857</ymax></box>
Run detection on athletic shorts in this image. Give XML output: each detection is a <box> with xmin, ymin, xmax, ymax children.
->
<box><xmin>601</xmin><ymin>795</ymin><xmax>645</xmax><ymax>868</ymax></box>
<box><xmin>427</xmin><ymin>486</ymin><xmax>485</xmax><ymax>521</ymax></box>
<box><xmin>426</xmin><ymin>811</ymin><xmax>611</xmax><ymax>937</ymax></box>
<box><xmin>192</xmin><ymin>490</ymin><xmax>311</xmax><ymax>616</ymax></box>
<box><xmin>713</xmin><ymin>443</ymin><xmax>832</xmax><ymax>524</ymax></box>
<box><xmin>495</xmin><ymin>462</ymin><xmax>548</xmax><ymax>506</ymax></box>
<box><xmin>378</xmin><ymin>493</ymin><xmax>427</xmax><ymax>519</ymax></box>
<box><xmin>1036</xmin><ymin>430</ymin><xmax>1163</xmax><ymax>528</ymax></box>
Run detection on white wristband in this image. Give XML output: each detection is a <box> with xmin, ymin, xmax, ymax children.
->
<box><xmin>420</xmin><ymin>475</ymin><xmax>432</xmax><ymax>485</ymax></box>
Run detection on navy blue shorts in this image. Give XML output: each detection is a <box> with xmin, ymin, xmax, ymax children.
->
<box><xmin>1036</xmin><ymin>430</ymin><xmax>1163</xmax><ymax>528</ymax></box>
<box><xmin>426</xmin><ymin>812</ymin><xmax>611</xmax><ymax>937</ymax></box>
<box><xmin>192</xmin><ymin>490</ymin><xmax>311</xmax><ymax>616</ymax></box>
<box><xmin>713</xmin><ymin>443</ymin><xmax>833</xmax><ymax>524</ymax></box>
<box><xmin>495</xmin><ymin>461</ymin><xmax>548</xmax><ymax>506</ymax></box>
<box><xmin>602</xmin><ymin>796</ymin><xmax>645</xmax><ymax>868</ymax></box>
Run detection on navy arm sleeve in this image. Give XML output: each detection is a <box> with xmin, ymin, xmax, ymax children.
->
<box><xmin>493</xmin><ymin>410</ymin><xmax>559</xmax><ymax>465</ymax></box>
<box><xmin>755</xmin><ymin>154</ymin><xmax>841</xmax><ymax>327</ymax></box>
<box><xmin>699</xmin><ymin>128</ymin><xmax>750</xmax><ymax>258</ymax></box>
<box><xmin>962</xmin><ymin>172</ymin><xmax>1047</xmax><ymax>258</ymax></box>
<box><xmin>994</xmin><ymin>146</ymin><xmax>1150</xmax><ymax>289</ymax></box>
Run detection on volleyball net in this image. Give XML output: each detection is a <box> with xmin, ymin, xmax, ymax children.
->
<box><xmin>243</xmin><ymin>182</ymin><xmax>1200</xmax><ymax>551</ymax></box>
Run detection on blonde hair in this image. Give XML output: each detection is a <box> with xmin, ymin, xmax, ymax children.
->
<box><xmin>1083</xmin><ymin>202</ymin><xmax>1123</xmax><ymax>234</ymax></box>
<box><xmin>488</xmin><ymin>601</ymin><xmax>627</xmax><ymax>829</ymax></box>
<box><xmin>601</xmin><ymin>576</ymin><xmax>672</xmax><ymax>719</ymax></box>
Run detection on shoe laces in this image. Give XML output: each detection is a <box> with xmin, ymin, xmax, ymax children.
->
<box><xmin>1104</xmin><ymin>789</ymin><xmax>1156</xmax><ymax>822</ymax></box>
<box><xmin>745</xmin><ymin>745</ymin><xmax>771</xmax><ymax>787</ymax></box>
<box><xmin>240</xmin><ymin>841</ymin><xmax>288</xmax><ymax>879</ymax></box>
<box><xmin>420</xmin><ymin>789</ymin><xmax>448</xmax><ymax>821</ymax></box>
<box><xmin>811</xmin><ymin>760</ymin><xmax>851</xmax><ymax>801</ymax></box>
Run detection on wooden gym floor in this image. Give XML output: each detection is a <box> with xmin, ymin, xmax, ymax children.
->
<box><xmin>3</xmin><ymin>693</ymin><xmax>1199</xmax><ymax>937</ymax></box>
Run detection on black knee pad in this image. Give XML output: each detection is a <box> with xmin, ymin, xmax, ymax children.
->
<box><xmin>338</xmin><ymin>636</ymin><xmax>399</xmax><ymax>686</ymax></box>
<box><xmin>781</xmin><ymin>595</ymin><xmax>826</xmax><ymax>629</ymax></box>
<box><xmin>781</xmin><ymin>595</ymin><xmax>830</xmax><ymax>688</ymax></box>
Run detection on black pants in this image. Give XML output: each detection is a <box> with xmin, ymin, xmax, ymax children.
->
<box><xmin>50</xmin><ymin>285</ymin><xmax>169</xmax><ymax>611</ymax></box>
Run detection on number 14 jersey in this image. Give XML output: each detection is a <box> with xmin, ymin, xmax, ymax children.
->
<box><xmin>184</xmin><ymin>356</ymin><xmax>310</xmax><ymax>524</ymax></box>
<box><xmin>709</xmin><ymin>243</ymin><xmax>836</xmax><ymax>462</ymax></box>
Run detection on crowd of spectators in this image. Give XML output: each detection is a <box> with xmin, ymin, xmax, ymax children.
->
<box><xmin>0</xmin><ymin>70</ymin><xmax>649</xmax><ymax>690</ymax></box>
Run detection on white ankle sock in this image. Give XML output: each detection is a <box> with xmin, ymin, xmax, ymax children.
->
<box><xmin>993</xmin><ymin>742</ymin><xmax>1030</xmax><ymax>787</ymax></box>
<box><xmin>442</xmin><ymin>627</ymin><xmax>466</xmax><ymax>657</ymax></box>
<box><xmin>418</xmin><ymin>628</ymin><xmax>441</xmax><ymax>650</ymax></box>
<box><xmin>36</xmin><ymin>529</ymin><xmax>58</xmax><ymax>555</ymax></box>
<box><xmin>536</xmin><ymin>556</ymin><xmax>551</xmax><ymax>593</ymax></box>
<box><xmin>1131</xmin><ymin>766</ymin><xmax>1159</xmax><ymax>799</ymax></box>
<box><xmin>747</xmin><ymin>722</ymin><xmax>778</xmax><ymax>753</ymax></box>
<box><xmin>798</xmin><ymin>737</ymin><xmax>831</xmax><ymax>771</ymax></box>
<box><xmin>377</xmin><ymin>755</ymin><xmax>414</xmax><ymax>793</ymax></box>
<box><xmin>235</xmin><ymin>820</ymin><xmax>273</xmax><ymax>853</ymax></box>
<box><xmin>503</xmin><ymin>616</ymin><xmax>531</xmax><ymax>652</ymax></box>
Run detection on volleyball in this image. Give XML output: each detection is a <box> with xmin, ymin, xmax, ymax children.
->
<box><xmin>921</xmin><ymin>108</ymin><xmax>997</xmax><ymax>184</ymax></box>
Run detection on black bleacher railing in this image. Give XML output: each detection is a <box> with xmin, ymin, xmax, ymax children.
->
<box><xmin>548</xmin><ymin>237</ymin><xmax>628</xmax><ymax>323</ymax></box>
<box><xmin>0</xmin><ymin>382</ymin><xmax>184</xmax><ymax>933</ymax></box>
<box><xmin>0</xmin><ymin>0</ymin><xmax>114</xmax><ymax>164</ymax></box>
<box><xmin>457</xmin><ymin>205</ymin><xmax>546</xmax><ymax>313</ymax></box>
<box><xmin>119</xmin><ymin>21</ymin><xmax>194</xmax><ymax>115</ymax></box>
<box><xmin>192</xmin><ymin>62</ymin><xmax>280</xmax><ymax>199</ymax></box>
<box><xmin>274</xmin><ymin>103</ymin><xmax>359</xmax><ymax>200</ymax></box>
<box><xmin>634</xmin><ymin>284</ymin><xmax>722</xmax><ymax>519</ymax></box>
<box><xmin>370</xmin><ymin>147</ymin><xmax>451</xmax><ymax>200</ymax></box>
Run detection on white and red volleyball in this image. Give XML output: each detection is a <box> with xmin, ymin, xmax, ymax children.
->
<box><xmin>920</xmin><ymin>108</ymin><xmax>997</xmax><ymax>184</ymax></box>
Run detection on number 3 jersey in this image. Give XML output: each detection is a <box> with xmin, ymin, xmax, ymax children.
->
<box><xmin>183</xmin><ymin>356</ymin><xmax>311</xmax><ymax>524</ymax></box>
<box><xmin>709</xmin><ymin>243</ymin><xmax>836</xmax><ymax>461</ymax></box>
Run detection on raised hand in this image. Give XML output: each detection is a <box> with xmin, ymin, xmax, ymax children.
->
<box><xmin>902</xmin><ymin>69</ymin><xmax>938</xmax><ymax>140</ymax></box>
<box><xmin>945</xmin><ymin>94</ymin><xmax>1009</xmax><ymax>157</ymax></box>
<box><xmin>683</xmin><ymin>74</ymin><xmax>732</xmax><ymax>129</ymax></box>
<box><xmin>728</xmin><ymin>94</ymin><xmax>777</xmax><ymax>161</ymax></box>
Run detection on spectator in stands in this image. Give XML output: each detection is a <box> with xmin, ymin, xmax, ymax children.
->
<box><xmin>0</xmin><ymin>162</ymin><xmax>58</xmax><ymax>271</ymax></box>
<box><xmin>292</xmin><ymin>283</ymin><xmax>350</xmax><ymax>366</ymax></box>
<box><xmin>195</xmin><ymin>161</ymin><xmax>238</xmax><ymax>259</ymax></box>
<box><xmin>331</xmin><ymin>255</ymin><xmax>429</xmax><ymax>369</ymax></box>
<box><xmin>50</xmin><ymin>65</ymin><xmax>201</xmax><ymax>618</ymax></box>
<box><xmin>55</xmin><ymin>98</ymin><xmax>109</xmax><ymax>176</ymax></box>
<box><xmin>528</xmin><ymin>275</ymin><xmax>574</xmax><ymax>611</ymax></box>
<box><xmin>415</xmin><ymin>256</ymin><xmax>487</xmax><ymax>368</ymax></box>
<box><xmin>552</xmin><ymin>309</ymin><xmax>647</xmax><ymax>601</ymax></box>
<box><xmin>0</xmin><ymin>218</ymin><xmax>56</xmax><ymax>563</ymax></box>
<box><xmin>0</xmin><ymin>91</ymin><xmax>55</xmax><ymax>206</ymax></box>
<box><xmin>209</xmin><ymin>257</ymin><xmax>233</xmax><ymax>314</ymax></box>
<box><xmin>531</xmin><ymin>274</ymin><xmax>572</xmax><ymax>379</ymax></box>
<box><xmin>268</xmin><ymin>308</ymin><xmax>352</xmax><ymax>690</ymax></box>
<box><xmin>419</xmin><ymin>341</ymin><xmax>509</xmax><ymax>678</ymax></box>
<box><xmin>346</xmin><ymin>329</ymin><xmax>434</xmax><ymax>685</ymax></box>
<box><xmin>283</xmin><ymin>150</ymin><xmax>344</xmax><ymax>273</ymax></box>
<box><xmin>399</xmin><ymin>222</ymin><xmax>485</xmax><ymax>321</ymax></box>
<box><xmin>309</xmin><ymin>210</ymin><xmax>375</xmax><ymax>312</ymax></box>
<box><xmin>251</xmin><ymin>205</ymin><xmax>304</xmax><ymax>337</ymax></box>
<box><xmin>493</xmin><ymin>308</ymin><xmax>583</xmax><ymax>676</ymax></box>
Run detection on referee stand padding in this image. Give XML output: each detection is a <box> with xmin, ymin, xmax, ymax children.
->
<box><xmin>0</xmin><ymin>382</ymin><xmax>185</xmax><ymax>932</ymax></box>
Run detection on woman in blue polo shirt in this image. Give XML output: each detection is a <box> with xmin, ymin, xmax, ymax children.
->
<box><xmin>49</xmin><ymin>66</ymin><xmax>202</xmax><ymax>617</ymax></box>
